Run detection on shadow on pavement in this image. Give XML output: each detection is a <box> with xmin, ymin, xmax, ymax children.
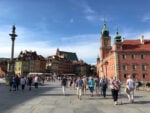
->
<box><xmin>38</xmin><ymin>93</ymin><xmax>76</xmax><ymax>96</ymax></box>
<box><xmin>0</xmin><ymin>82</ymin><xmax>61</xmax><ymax>113</ymax></box>
<box><xmin>134</xmin><ymin>101</ymin><xmax>150</xmax><ymax>104</ymax></box>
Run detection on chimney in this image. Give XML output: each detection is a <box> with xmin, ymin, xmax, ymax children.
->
<box><xmin>140</xmin><ymin>35</ymin><xmax>144</xmax><ymax>44</ymax></box>
<box><xmin>122</xmin><ymin>37</ymin><xmax>125</xmax><ymax>42</ymax></box>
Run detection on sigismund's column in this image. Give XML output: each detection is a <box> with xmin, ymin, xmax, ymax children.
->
<box><xmin>9</xmin><ymin>25</ymin><xmax>17</xmax><ymax>76</ymax></box>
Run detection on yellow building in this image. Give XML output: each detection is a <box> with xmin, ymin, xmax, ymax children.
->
<box><xmin>15</xmin><ymin>50</ymin><xmax>46</xmax><ymax>76</ymax></box>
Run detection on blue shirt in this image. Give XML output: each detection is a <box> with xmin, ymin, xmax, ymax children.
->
<box><xmin>89</xmin><ymin>79</ymin><xmax>94</xmax><ymax>87</ymax></box>
<box><xmin>76</xmin><ymin>79</ymin><xmax>83</xmax><ymax>88</ymax></box>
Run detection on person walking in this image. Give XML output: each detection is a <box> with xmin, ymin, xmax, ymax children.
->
<box><xmin>76</xmin><ymin>76</ymin><xmax>83</xmax><ymax>100</ymax></box>
<box><xmin>95</xmin><ymin>76</ymin><xmax>100</xmax><ymax>96</ymax></box>
<box><xmin>8</xmin><ymin>75</ymin><xmax>13</xmax><ymax>92</ymax></box>
<box><xmin>61</xmin><ymin>76</ymin><xmax>67</xmax><ymax>96</ymax></box>
<box><xmin>12</xmin><ymin>77</ymin><xmax>17</xmax><ymax>91</ymax></box>
<box><xmin>34</xmin><ymin>75</ymin><xmax>39</xmax><ymax>88</ymax></box>
<box><xmin>82</xmin><ymin>75</ymin><xmax>87</xmax><ymax>95</ymax></box>
<box><xmin>126</xmin><ymin>75</ymin><xmax>135</xmax><ymax>103</ymax></box>
<box><xmin>100</xmin><ymin>76</ymin><xmax>108</xmax><ymax>98</ymax></box>
<box><xmin>88</xmin><ymin>77</ymin><xmax>94</xmax><ymax>97</ymax></box>
<box><xmin>20</xmin><ymin>76</ymin><xmax>26</xmax><ymax>91</ymax></box>
<box><xmin>28</xmin><ymin>75</ymin><xmax>33</xmax><ymax>91</ymax></box>
<box><xmin>73</xmin><ymin>77</ymin><xmax>77</xmax><ymax>90</ymax></box>
<box><xmin>111</xmin><ymin>76</ymin><xmax>121</xmax><ymax>105</ymax></box>
<box><xmin>14</xmin><ymin>75</ymin><xmax>20</xmax><ymax>91</ymax></box>
<box><xmin>69</xmin><ymin>77</ymin><xmax>73</xmax><ymax>88</ymax></box>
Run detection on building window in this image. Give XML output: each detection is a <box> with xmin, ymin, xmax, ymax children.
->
<box><xmin>142</xmin><ymin>64</ymin><xmax>146</xmax><ymax>71</ymax></box>
<box><xmin>122</xmin><ymin>54</ymin><xmax>126</xmax><ymax>59</ymax></box>
<box><xmin>131</xmin><ymin>54</ymin><xmax>135</xmax><ymax>59</ymax></box>
<box><xmin>104</xmin><ymin>39</ymin><xmax>108</xmax><ymax>46</ymax></box>
<box><xmin>122</xmin><ymin>64</ymin><xmax>127</xmax><ymax>71</ymax></box>
<box><xmin>132</xmin><ymin>73</ymin><xmax>136</xmax><ymax>78</ymax></box>
<box><xmin>124</xmin><ymin>74</ymin><xmax>127</xmax><ymax>78</ymax></box>
<box><xmin>132</xmin><ymin>64</ymin><xmax>136</xmax><ymax>71</ymax></box>
<box><xmin>142</xmin><ymin>74</ymin><xmax>146</xmax><ymax>79</ymax></box>
<box><xmin>141</xmin><ymin>54</ymin><xmax>144</xmax><ymax>59</ymax></box>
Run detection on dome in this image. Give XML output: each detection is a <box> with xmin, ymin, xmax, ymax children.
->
<box><xmin>101</xmin><ymin>22</ymin><xmax>109</xmax><ymax>37</ymax></box>
<box><xmin>114</xmin><ymin>30</ymin><xmax>122</xmax><ymax>43</ymax></box>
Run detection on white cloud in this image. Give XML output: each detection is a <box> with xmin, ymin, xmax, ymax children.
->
<box><xmin>142</xmin><ymin>15</ymin><xmax>150</xmax><ymax>22</ymax></box>
<box><xmin>1</xmin><ymin>24</ymin><xmax>150</xmax><ymax>64</ymax></box>
<box><xmin>51</xmin><ymin>34</ymin><xmax>100</xmax><ymax>63</ymax></box>
<box><xmin>85</xmin><ymin>15</ymin><xmax>103</xmax><ymax>23</ymax></box>
<box><xmin>121</xmin><ymin>27</ymin><xmax>150</xmax><ymax>40</ymax></box>
<box><xmin>0</xmin><ymin>25</ymin><xmax>100</xmax><ymax>64</ymax></box>
<box><xmin>136</xmin><ymin>31</ymin><xmax>150</xmax><ymax>39</ymax></box>
<box><xmin>83</xmin><ymin>4</ymin><xmax>95</xmax><ymax>14</ymax></box>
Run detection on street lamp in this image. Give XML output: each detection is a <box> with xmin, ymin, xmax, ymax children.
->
<box><xmin>104</xmin><ymin>61</ymin><xmax>108</xmax><ymax>78</ymax></box>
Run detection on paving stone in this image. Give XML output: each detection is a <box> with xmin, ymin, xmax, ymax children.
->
<box><xmin>0</xmin><ymin>81</ymin><xmax>150</xmax><ymax>113</ymax></box>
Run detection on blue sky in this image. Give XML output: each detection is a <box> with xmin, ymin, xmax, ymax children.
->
<box><xmin>0</xmin><ymin>0</ymin><xmax>150</xmax><ymax>64</ymax></box>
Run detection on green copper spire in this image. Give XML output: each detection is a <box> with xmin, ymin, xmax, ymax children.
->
<box><xmin>114</xmin><ymin>27</ymin><xmax>122</xmax><ymax>43</ymax></box>
<box><xmin>101</xmin><ymin>19</ymin><xmax>109</xmax><ymax>37</ymax></box>
<box><xmin>97</xmin><ymin>55</ymin><xmax>100</xmax><ymax>62</ymax></box>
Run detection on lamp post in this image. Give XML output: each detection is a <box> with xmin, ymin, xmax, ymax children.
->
<box><xmin>9</xmin><ymin>25</ymin><xmax>17</xmax><ymax>76</ymax></box>
<box><xmin>104</xmin><ymin>61</ymin><xmax>108</xmax><ymax>78</ymax></box>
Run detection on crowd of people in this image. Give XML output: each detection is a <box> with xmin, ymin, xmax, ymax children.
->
<box><xmin>8</xmin><ymin>74</ymin><xmax>43</xmax><ymax>92</ymax></box>
<box><xmin>60</xmin><ymin>74</ymin><xmax>136</xmax><ymax>105</ymax></box>
<box><xmin>6</xmin><ymin>73</ymin><xmax>136</xmax><ymax>106</ymax></box>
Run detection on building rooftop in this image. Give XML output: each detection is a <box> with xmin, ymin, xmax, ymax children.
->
<box><xmin>17</xmin><ymin>50</ymin><xmax>45</xmax><ymax>61</ymax></box>
<box><xmin>122</xmin><ymin>39</ymin><xmax>150</xmax><ymax>51</ymax></box>
<box><xmin>56</xmin><ymin>48</ymin><xmax>78</xmax><ymax>61</ymax></box>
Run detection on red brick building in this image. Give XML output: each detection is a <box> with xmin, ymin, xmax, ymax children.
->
<box><xmin>97</xmin><ymin>22</ymin><xmax>150</xmax><ymax>82</ymax></box>
<box><xmin>0</xmin><ymin>59</ymin><xmax>9</xmax><ymax>77</ymax></box>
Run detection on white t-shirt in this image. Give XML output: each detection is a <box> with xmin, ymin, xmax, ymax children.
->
<box><xmin>34</xmin><ymin>76</ymin><xmax>38</xmax><ymax>83</ymax></box>
<box><xmin>20</xmin><ymin>78</ymin><xmax>26</xmax><ymax>85</ymax></box>
<box><xmin>127</xmin><ymin>79</ymin><xmax>134</xmax><ymax>89</ymax></box>
<box><xmin>109</xmin><ymin>79</ymin><xmax>113</xmax><ymax>89</ymax></box>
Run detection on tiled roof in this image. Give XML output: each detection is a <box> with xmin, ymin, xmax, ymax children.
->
<box><xmin>59</xmin><ymin>51</ymin><xmax>78</xmax><ymax>61</ymax></box>
<box><xmin>17</xmin><ymin>50</ymin><xmax>45</xmax><ymax>61</ymax></box>
<box><xmin>122</xmin><ymin>39</ymin><xmax>150</xmax><ymax>51</ymax></box>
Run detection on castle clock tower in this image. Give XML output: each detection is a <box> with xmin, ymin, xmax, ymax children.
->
<box><xmin>100</xmin><ymin>21</ymin><xmax>112</xmax><ymax>60</ymax></box>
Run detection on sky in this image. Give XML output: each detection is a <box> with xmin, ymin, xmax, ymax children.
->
<box><xmin>0</xmin><ymin>0</ymin><xmax>150</xmax><ymax>64</ymax></box>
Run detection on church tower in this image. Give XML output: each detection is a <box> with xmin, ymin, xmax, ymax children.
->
<box><xmin>113</xmin><ymin>28</ymin><xmax>122</xmax><ymax>51</ymax></box>
<box><xmin>100</xmin><ymin>20</ymin><xmax>112</xmax><ymax>60</ymax></box>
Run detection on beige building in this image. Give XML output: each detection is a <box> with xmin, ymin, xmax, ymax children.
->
<box><xmin>15</xmin><ymin>50</ymin><xmax>46</xmax><ymax>76</ymax></box>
